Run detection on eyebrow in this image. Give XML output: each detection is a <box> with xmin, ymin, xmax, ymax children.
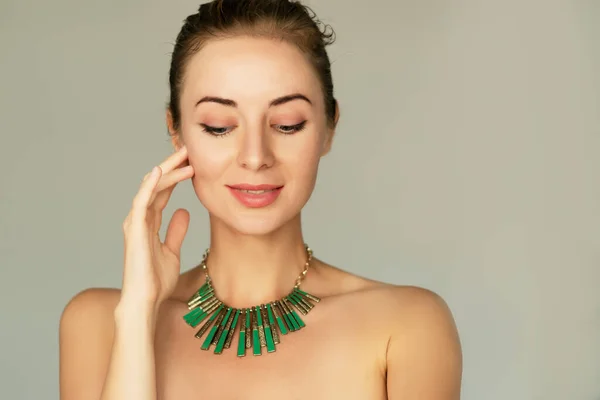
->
<box><xmin>195</xmin><ymin>93</ymin><xmax>312</xmax><ymax>108</ymax></box>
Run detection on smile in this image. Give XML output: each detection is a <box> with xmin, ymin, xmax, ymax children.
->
<box><xmin>236</xmin><ymin>189</ymin><xmax>278</xmax><ymax>194</ymax></box>
<box><xmin>226</xmin><ymin>184</ymin><xmax>284</xmax><ymax>208</ymax></box>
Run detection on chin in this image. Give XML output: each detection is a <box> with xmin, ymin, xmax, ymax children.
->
<box><xmin>221</xmin><ymin>213</ymin><xmax>294</xmax><ymax>236</ymax></box>
<box><xmin>204</xmin><ymin>200</ymin><xmax>307</xmax><ymax>237</ymax></box>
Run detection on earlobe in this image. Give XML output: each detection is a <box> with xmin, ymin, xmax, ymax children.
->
<box><xmin>166</xmin><ymin>109</ymin><xmax>183</xmax><ymax>151</ymax></box>
<box><xmin>321</xmin><ymin>100</ymin><xmax>339</xmax><ymax>156</ymax></box>
<box><xmin>320</xmin><ymin>130</ymin><xmax>335</xmax><ymax>156</ymax></box>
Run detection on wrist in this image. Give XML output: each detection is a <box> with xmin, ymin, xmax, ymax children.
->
<box><xmin>114</xmin><ymin>298</ymin><xmax>159</xmax><ymax>325</ymax></box>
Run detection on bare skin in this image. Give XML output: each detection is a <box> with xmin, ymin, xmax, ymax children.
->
<box><xmin>61</xmin><ymin>260</ymin><xmax>461</xmax><ymax>399</ymax></box>
<box><xmin>59</xmin><ymin>35</ymin><xmax>462</xmax><ymax>399</ymax></box>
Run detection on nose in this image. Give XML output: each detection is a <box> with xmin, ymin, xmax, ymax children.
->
<box><xmin>236</xmin><ymin>124</ymin><xmax>275</xmax><ymax>171</ymax></box>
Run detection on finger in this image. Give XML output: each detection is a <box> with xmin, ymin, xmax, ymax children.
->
<box><xmin>155</xmin><ymin>165</ymin><xmax>194</xmax><ymax>193</ymax></box>
<box><xmin>147</xmin><ymin>164</ymin><xmax>194</xmax><ymax>210</ymax></box>
<box><xmin>164</xmin><ymin>208</ymin><xmax>190</xmax><ymax>258</ymax></box>
<box><xmin>144</xmin><ymin>164</ymin><xmax>194</xmax><ymax>235</ymax></box>
<box><xmin>157</xmin><ymin>145</ymin><xmax>189</xmax><ymax>175</ymax></box>
<box><xmin>131</xmin><ymin>166</ymin><xmax>162</xmax><ymax>217</ymax></box>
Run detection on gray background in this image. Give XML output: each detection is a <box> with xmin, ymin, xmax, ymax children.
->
<box><xmin>1</xmin><ymin>0</ymin><xmax>599</xmax><ymax>399</ymax></box>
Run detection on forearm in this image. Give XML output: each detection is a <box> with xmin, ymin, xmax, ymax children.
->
<box><xmin>100</xmin><ymin>304</ymin><xmax>158</xmax><ymax>400</ymax></box>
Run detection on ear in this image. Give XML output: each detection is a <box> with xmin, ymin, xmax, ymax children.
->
<box><xmin>166</xmin><ymin>108</ymin><xmax>183</xmax><ymax>151</ymax></box>
<box><xmin>321</xmin><ymin>99</ymin><xmax>340</xmax><ymax>156</ymax></box>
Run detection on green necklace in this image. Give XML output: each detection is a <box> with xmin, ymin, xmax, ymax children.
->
<box><xmin>183</xmin><ymin>244</ymin><xmax>321</xmax><ymax>356</ymax></box>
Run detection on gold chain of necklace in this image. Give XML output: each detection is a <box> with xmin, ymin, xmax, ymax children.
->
<box><xmin>200</xmin><ymin>244</ymin><xmax>312</xmax><ymax>288</ymax></box>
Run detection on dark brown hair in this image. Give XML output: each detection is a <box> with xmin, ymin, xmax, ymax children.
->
<box><xmin>167</xmin><ymin>0</ymin><xmax>337</xmax><ymax>136</ymax></box>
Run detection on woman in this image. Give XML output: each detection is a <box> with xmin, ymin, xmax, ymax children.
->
<box><xmin>59</xmin><ymin>0</ymin><xmax>462</xmax><ymax>398</ymax></box>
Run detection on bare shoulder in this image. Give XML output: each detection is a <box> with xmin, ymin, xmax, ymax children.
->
<box><xmin>60</xmin><ymin>288</ymin><xmax>121</xmax><ymax>335</ymax></box>
<box><xmin>59</xmin><ymin>288</ymin><xmax>121</xmax><ymax>399</ymax></box>
<box><xmin>316</xmin><ymin>258</ymin><xmax>457</xmax><ymax>320</ymax></box>
<box><xmin>321</xmin><ymin>260</ymin><xmax>459</xmax><ymax>343</ymax></box>
<box><xmin>376</xmin><ymin>284</ymin><xmax>458</xmax><ymax>325</ymax></box>
<box><xmin>374</xmin><ymin>285</ymin><xmax>462</xmax><ymax>398</ymax></box>
<box><xmin>59</xmin><ymin>287</ymin><xmax>122</xmax><ymax>352</ymax></box>
<box><xmin>314</xmin><ymin>258</ymin><xmax>446</xmax><ymax>300</ymax></box>
<box><xmin>61</xmin><ymin>287</ymin><xmax>122</xmax><ymax>316</ymax></box>
<box><xmin>377</xmin><ymin>284</ymin><xmax>461</xmax><ymax>354</ymax></box>
<box><xmin>383</xmin><ymin>284</ymin><xmax>462</xmax><ymax>398</ymax></box>
<box><xmin>316</xmin><ymin>260</ymin><xmax>462</xmax><ymax>397</ymax></box>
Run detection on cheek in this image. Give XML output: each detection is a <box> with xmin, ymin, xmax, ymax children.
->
<box><xmin>281</xmin><ymin>134</ymin><xmax>323</xmax><ymax>183</ymax></box>
<box><xmin>186</xmin><ymin>139</ymin><xmax>232</xmax><ymax>209</ymax></box>
<box><xmin>186</xmin><ymin>139</ymin><xmax>232</xmax><ymax>182</ymax></box>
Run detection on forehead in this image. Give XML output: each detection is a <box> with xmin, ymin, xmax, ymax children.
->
<box><xmin>181</xmin><ymin>36</ymin><xmax>322</xmax><ymax>104</ymax></box>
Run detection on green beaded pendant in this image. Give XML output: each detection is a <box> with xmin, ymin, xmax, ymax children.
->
<box><xmin>182</xmin><ymin>245</ymin><xmax>320</xmax><ymax>356</ymax></box>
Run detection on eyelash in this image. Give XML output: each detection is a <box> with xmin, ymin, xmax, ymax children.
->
<box><xmin>199</xmin><ymin>121</ymin><xmax>307</xmax><ymax>137</ymax></box>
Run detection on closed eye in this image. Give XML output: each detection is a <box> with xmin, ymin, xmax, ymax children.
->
<box><xmin>275</xmin><ymin>120</ymin><xmax>307</xmax><ymax>134</ymax></box>
<box><xmin>199</xmin><ymin>124</ymin><xmax>231</xmax><ymax>137</ymax></box>
<box><xmin>199</xmin><ymin>120</ymin><xmax>307</xmax><ymax>137</ymax></box>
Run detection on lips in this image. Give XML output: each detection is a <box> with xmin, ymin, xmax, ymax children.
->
<box><xmin>226</xmin><ymin>183</ymin><xmax>284</xmax><ymax>208</ymax></box>
<box><xmin>227</xmin><ymin>184</ymin><xmax>283</xmax><ymax>191</ymax></box>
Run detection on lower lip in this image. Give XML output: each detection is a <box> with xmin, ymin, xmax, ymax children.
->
<box><xmin>227</xmin><ymin>186</ymin><xmax>283</xmax><ymax>208</ymax></box>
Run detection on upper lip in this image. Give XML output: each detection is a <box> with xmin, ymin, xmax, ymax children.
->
<box><xmin>227</xmin><ymin>183</ymin><xmax>283</xmax><ymax>190</ymax></box>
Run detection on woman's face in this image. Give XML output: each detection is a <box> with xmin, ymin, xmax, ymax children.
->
<box><xmin>173</xmin><ymin>36</ymin><xmax>335</xmax><ymax>235</ymax></box>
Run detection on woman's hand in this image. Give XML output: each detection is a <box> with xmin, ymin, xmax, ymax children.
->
<box><xmin>119</xmin><ymin>146</ymin><xmax>194</xmax><ymax>313</ymax></box>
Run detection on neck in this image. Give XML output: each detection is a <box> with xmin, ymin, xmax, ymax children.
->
<box><xmin>200</xmin><ymin>213</ymin><xmax>308</xmax><ymax>308</ymax></box>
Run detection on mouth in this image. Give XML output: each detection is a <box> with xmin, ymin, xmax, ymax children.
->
<box><xmin>235</xmin><ymin>188</ymin><xmax>278</xmax><ymax>194</ymax></box>
<box><xmin>226</xmin><ymin>184</ymin><xmax>284</xmax><ymax>208</ymax></box>
<box><xmin>227</xmin><ymin>184</ymin><xmax>284</xmax><ymax>191</ymax></box>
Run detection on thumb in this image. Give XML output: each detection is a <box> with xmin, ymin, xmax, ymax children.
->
<box><xmin>164</xmin><ymin>208</ymin><xmax>190</xmax><ymax>257</ymax></box>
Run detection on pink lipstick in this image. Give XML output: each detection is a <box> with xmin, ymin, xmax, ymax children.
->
<box><xmin>226</xmin><ymin>183</ymin><xmax>283</xmax><ymax>208</ymax></box>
